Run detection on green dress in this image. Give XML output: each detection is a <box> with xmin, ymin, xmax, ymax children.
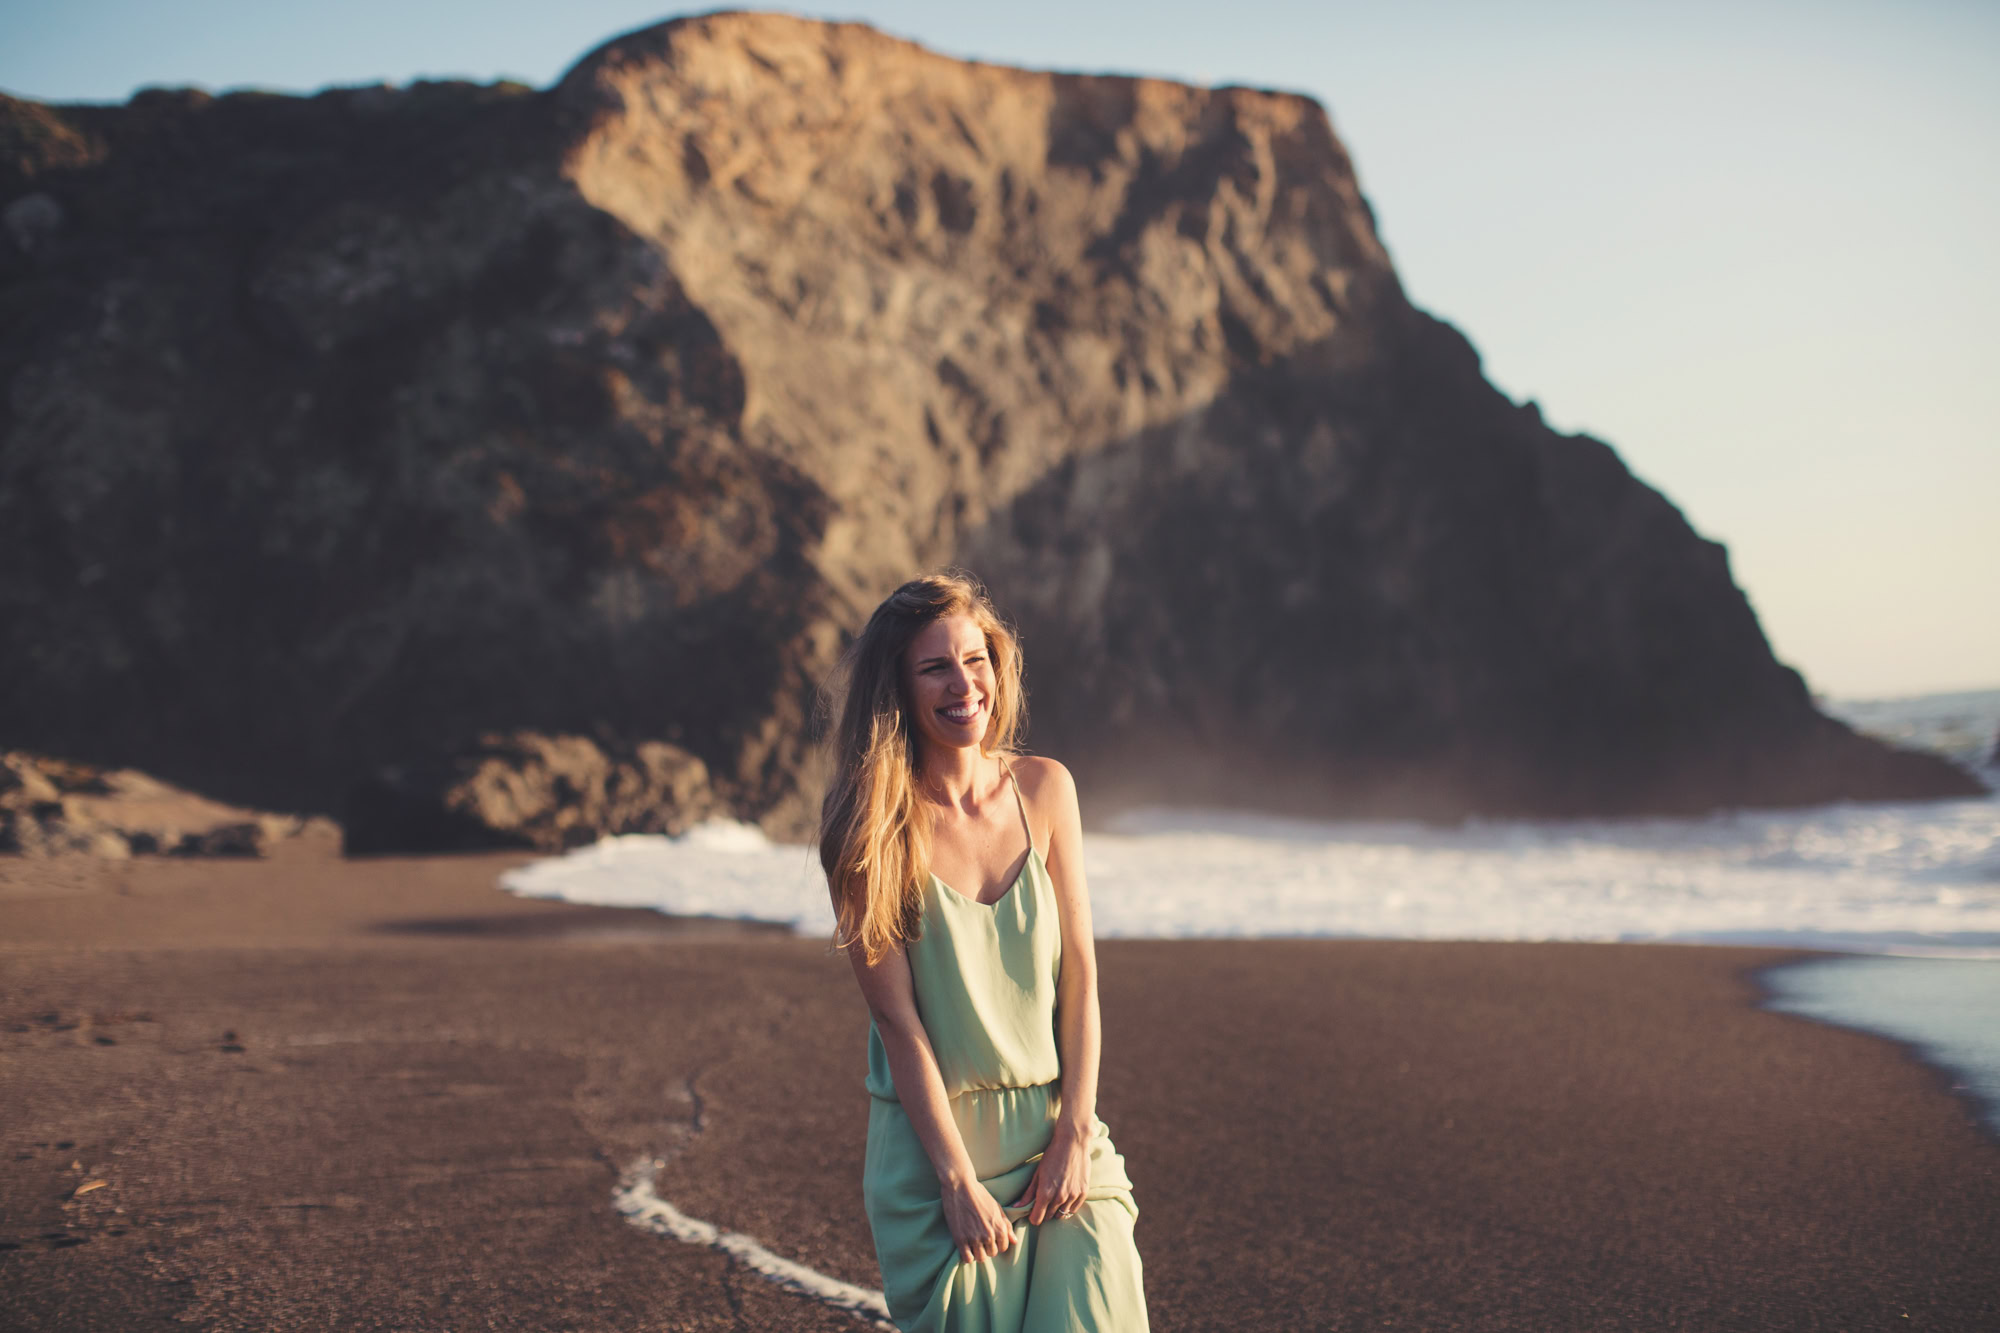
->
<box><xmin>863</xmin><ymin>772</ymin><xmax>1150</xmax><ymax>1332</ymax></box>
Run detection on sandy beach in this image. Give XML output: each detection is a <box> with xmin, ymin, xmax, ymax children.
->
<box><xmin>4</xmin><ymin>847</ymin><xmax>1997</xmax><ymax>1331</ymax></box>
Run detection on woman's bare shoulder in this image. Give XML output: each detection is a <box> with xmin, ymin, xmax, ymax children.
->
<box><xmin>1008</xmin><ymin>754</ymin><xmax>1078</xmax><ymax>820</ymax></box>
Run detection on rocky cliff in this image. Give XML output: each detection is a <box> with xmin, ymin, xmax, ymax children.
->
<box><xmin>0</xmin><ymin>11</ymin><xmax>1977</xmax><ymax>838</ymax></box>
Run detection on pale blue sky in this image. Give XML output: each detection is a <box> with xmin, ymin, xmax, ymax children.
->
<box><xmin>5</xmin><ymin>1</ymin><xmax>1995</xmax><ymax>698</ymax></box>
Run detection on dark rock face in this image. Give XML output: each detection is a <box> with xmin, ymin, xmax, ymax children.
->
<box><xmin>964</xmin><ymin>338</ymin><xmax>1977</xmax><ymax>815</ymax></box>
<box><xmin>342</xmin><ymin>731</ymin><xmax>719</xmax><ymax>855</ymax></box>
<box><xmin>0</xmin><ymin>12</ymin><xmax>1978</xmax><ymax>841</ymax></box>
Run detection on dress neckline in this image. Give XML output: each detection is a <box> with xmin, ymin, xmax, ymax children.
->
<box><xmin>928</xmin><ymin>758</ymin><xmax>1038</xmax><ymax>909</ymax></box>
<box><xmin>931</xmin><ymin>844</ymin><xmax>1042</xmax><ymax>909</ymax></box>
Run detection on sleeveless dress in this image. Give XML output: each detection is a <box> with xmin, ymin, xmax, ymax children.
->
<box><xmin>862</xmin><ymin>770</ymin><xmax>1150</xmax><ymax>1332</ymax></box>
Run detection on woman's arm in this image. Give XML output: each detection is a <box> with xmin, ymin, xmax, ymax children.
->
<box><xmin>847</xmin><ymin>941</ymin><xmax>1019</xmax><ymax>1264</ymax></box>
<box><xmin>1012</xmin><ymin>757</ymin><xmax>1100</xmax><ymax>1224</ymax></box>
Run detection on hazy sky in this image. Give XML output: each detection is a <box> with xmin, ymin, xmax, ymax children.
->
<box><xmin>5</xmin><ymin>0</ymin><xmax>1995</xmax><ymax>698</ymax></box>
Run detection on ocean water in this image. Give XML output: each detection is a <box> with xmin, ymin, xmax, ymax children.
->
<box><xmin>1821</xmin><ymin>687</ymin><xmax>2000</xmax><ymax>775</ymax></box>
<box><xmin>500</xmin><ymin>794</ymin><xmax>2000</xmax><ymax>953</ymax></box>
<box><xmin>500</xmin><ymin>690</ymin><xmax>2000</xmax><ymax>1130</ymax></box>
<box><xmin>1763</xmin><ymin>954</ymin><xmax>2000</xmax><ymax>1134</ymax></box>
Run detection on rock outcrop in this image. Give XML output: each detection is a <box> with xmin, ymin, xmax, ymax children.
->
<box><xmin>343</xmin><ymin>731</ymin><xmax>719</xmax><ymax>854</ymax></box>
<box><xmin>0</xmin><ymin>12</ymin><xmax>1979</xmax><ymax>842</ymax></box>
<box><xmin>0</xmin><ymin>751</ymin><xmax>331</xmax><ymax>857</ymax></box>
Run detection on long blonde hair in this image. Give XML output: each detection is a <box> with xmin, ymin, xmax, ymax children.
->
<box><xmin>818</xmin><ymin>570</ymin><xmax>1026</xmax><ymax>965</ymax></box>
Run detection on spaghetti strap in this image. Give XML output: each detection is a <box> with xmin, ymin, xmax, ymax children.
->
<box><xmin>1002</xmin><ymin>758</ymin><xmax>1035</xmax><ymax>856</ymax></box>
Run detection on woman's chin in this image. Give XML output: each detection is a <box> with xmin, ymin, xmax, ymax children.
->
<box><xmin>922</xmin><ymin>721</ymin><xmax>987</xmax><ymax>751</ymax></box>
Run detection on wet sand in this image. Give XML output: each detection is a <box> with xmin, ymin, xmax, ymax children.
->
<box><xmin>3</xmin><ymin>847</ymin><xmax>1997</xmax><ymax>1330</ymax></box>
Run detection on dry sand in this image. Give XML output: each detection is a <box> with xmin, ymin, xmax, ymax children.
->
<box><xmin>3</xmin><ymin>846</ymin><xmax>1996</xmax><ymax>1330</ymax></box>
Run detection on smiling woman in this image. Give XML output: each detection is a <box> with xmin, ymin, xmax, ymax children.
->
<box><xmin>817</xmin><ymin>570</ymin><xmax>1150</xmax><ymax>1331</ymax></box>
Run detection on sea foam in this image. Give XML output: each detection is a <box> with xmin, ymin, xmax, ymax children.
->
<box><xmin>500</xmin><ymin>793</ymin><xmax>2000</xmax><ymax>957</ymax></box>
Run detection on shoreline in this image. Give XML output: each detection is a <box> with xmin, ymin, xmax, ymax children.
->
<box><xmin>4</xmin><ymin>849</ymin><xmax>1998</xmax><ymax>1329</ymax></box>
<box><xmin>1756</xmin><ymin>951</ymin><xmax>2000</xmax><ymax>1142</ymax></box>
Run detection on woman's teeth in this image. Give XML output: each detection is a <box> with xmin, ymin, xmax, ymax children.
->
<box><xmin>941</xmin><ymin>703</ymin><xmax>980</xmax><ymax>722</ymax></box>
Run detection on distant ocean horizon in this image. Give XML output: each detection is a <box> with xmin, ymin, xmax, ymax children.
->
<box><xmin>1819</xmin><ymin>686</ymin><xmax>2000</xmax><ymax>778</ymax></box>
<box><xmin>501</xmin><ymin>685</ymin><xmax>2000</xmax><ymax>1133</ymax></box>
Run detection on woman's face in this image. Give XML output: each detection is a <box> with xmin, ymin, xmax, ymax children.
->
<box><xmin>902</xmin><ymin>612</ymin><xmax>997</xmax><ymax>754</ymax></box>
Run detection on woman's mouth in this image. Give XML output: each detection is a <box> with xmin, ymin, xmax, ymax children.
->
<box><xmin>939</xmin><ymin>701</ymin><xmax>982</xmax><ymax>724</ymax></box>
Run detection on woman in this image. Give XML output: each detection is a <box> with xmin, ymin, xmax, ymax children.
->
<box><xmin>819</xmin><ymin>571</ymin><xmax>1150</xmax><ymax>1332</ymax></box>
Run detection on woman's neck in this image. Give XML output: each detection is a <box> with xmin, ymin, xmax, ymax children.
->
<box><xmin>917</xmin><ymin>745</ymin><xmax>996</xmax><ymax>814</ymax></box>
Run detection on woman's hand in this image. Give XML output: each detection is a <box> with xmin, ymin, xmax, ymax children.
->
<box><xmin>1011</xmin><ymin>1119</ymin><xmax>1092</xmax><ymax>1225</ymax></box>
<box><xmin>942</xmin><ymin>1175</ymin><xmax>1018</xmax><ymax>1266</ymax></box>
